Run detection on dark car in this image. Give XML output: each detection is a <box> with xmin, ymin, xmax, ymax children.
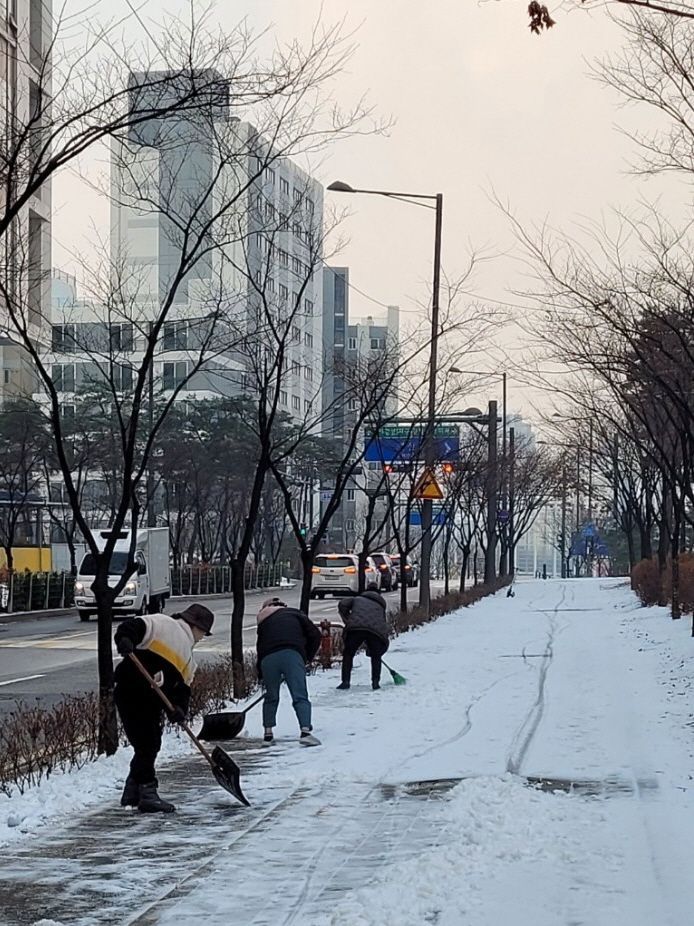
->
<box><xmin>370</xmin><ymin>552</ymin><xmax>398</xmax><ymax>592</ymax></box>
<box><xmin>390</xmin><ymin>554</ymin><xmax>419</xmax><ymax>587</ymax></box>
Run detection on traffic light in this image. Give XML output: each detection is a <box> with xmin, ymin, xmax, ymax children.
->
<box><xmin>441</xmin><ymin>461</ymin><xmax>455</xmax><ymax>475</ymax></box>
<box><xmin>299</xmin><ymin>523</ymin><xmax>308</xmax><ymax>538</ymax></box>
<box><xmin>383</xmin><ymin>464</ymin><xmax>394</xmax><ymax>474</ymax></box>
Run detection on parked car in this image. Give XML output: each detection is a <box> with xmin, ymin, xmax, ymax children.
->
<box><xmin>370</xmin><ymin>552</ymin><xmax>398</xmax><ymax>592</ymax></box>
<box><xmin>310</xmin><ymin>553</ymin><xmax>381</xmax><ymax>598</ymax></box>
<box><xmin>390</xmin><ymin>554</ymin><xmax>419</xmax><ymax>587</ymax></box>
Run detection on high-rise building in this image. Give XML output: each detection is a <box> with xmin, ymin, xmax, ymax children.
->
<box><xmin>0</xmin><ymin>0</ymin><xmax>52</xmax><ymax>399</ymax></box>
<box><xmin>48</xmin><ymin>71</ymin><xmax>324</xmax><ymax>414</ymax></box>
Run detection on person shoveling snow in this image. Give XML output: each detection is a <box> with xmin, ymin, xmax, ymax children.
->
<box><xmin>337</xmin><ymin>585</ymin><xmax>390</xmax><ymax>690</ymax></box>
<box><xmin>114</xmin><ymin>604</ymin><xmax>214</xmax><ymax>813</ymax></box>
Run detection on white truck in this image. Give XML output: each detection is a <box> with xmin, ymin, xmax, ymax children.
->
<box><xmin>74</xmin><ymin>528</ymin><xmax>171</xmax><ymax>622</ymax></box>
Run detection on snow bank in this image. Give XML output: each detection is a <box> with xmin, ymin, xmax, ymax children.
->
<box><xmin>0</xmin><ymin>731</ymin><xmax>193</xmax><ymax>849</ymax></box>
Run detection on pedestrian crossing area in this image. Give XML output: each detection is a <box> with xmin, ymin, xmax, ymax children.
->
<box><xmin>0</xmin><ymin>630</ymin><xmax>235</xmax><ymax>655</ymax></box>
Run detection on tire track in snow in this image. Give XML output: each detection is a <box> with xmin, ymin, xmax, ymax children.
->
<box><xmin>505</xmin><ymin>584</ymin><xmax>568</xmax><ymax>776</ymax></box>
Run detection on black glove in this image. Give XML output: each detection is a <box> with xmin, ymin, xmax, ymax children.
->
<box><xmin>117</xmin><ymin>637</ymin><xmax>135</xmax><ymax>656</ymax></box>
<box><xmin>168</xmin><ymin>706</ymin><xmax>185</xmax><ymax>725</ymax></box>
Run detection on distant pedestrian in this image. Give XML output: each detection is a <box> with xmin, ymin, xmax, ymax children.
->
<box><xmin>114</xmin><ymin>604</ymin><xmax>214</xmax><ymax>813</ymax></box>
<box><xmin>256</xmin><ymin>597</ymin><xmax>322</xmax><ymax>746</ymax></box>
<box><xmin>337</xmin><ymin>585</ymin><xmax>390</xmax><ymax>690</ymax></box>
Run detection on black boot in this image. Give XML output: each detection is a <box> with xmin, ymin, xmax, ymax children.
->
<box><xmin>336</xmin><ymin>681</ymin><xmax>350</xmax><ymax>690</ymax></box>
<box><xmin>372</xmin><ymin>681</ymin><xmax>381</xmax><ymax>690</ymax></box>
<box><xmin>120</xmin><ymin>774</ymin><xmax>139</xmax><ymax>808</ymax></box>
<box><xmin>138</xmin><ymin>782</ymin><xmax>175</xmax><ymax>814</ymax></box>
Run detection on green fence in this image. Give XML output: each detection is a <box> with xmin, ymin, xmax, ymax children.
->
<box><xmin>6</xmin><ymin>572</ymin><xmax>76</xmax><ymax>613</ymax></box>
<box><xmin>170</xmin><ymin>562</ymin><xmax>288</xmax><ymax>597</ymax></box>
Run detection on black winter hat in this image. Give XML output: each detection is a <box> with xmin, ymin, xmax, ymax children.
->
<box><xmin>177</xmin><ymin>603</ymin><xmax>214</xmax><ymax>636</ymax></box>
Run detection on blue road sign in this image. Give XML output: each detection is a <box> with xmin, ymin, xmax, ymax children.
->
<box><xmin>409</xmin><ymin>506</ymin><xmax>447</xmax><ymax>527</ymax></box>
<box><xmin>365</xmin><ymin>425</ymin><xmax>459</xmax><ymax>463</ymax></box>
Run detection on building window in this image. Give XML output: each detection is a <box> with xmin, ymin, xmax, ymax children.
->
<box><xmin>280</xmin><ymin>212</ymin><xmax>289</xmax><ymax>230</ymax></box>
<box><xmin>370</xmin><ymin>337</ymin><xmax>384</xmax><ymax>350</ymax></box>
<box><xmin>293</xmin><ymin>222</ymin><xmax>302</xmax><ymax>239</ymax></box>
<box><xmin>346</xmin><ymin>519</ymin><xmax>355</xmax><ymax>533</ymax></box>
<box><xmin>115</xmin><ymin>364</ymin><xmax>133</xmax><ymax>392</ymax></box>
<box><xmin>349</xmin><ymin>398</ymin><xmax>358</xmax><ymax>411</ymax></box>
<box><xmin>304</xmin><ymin>332</ymin><xmax>313</xmax><ymax>348</ymax></box>
<box><xmin>280</xmin><ymin>390</ymin><xmax>288</xmax><ymax>406</ymax></box>
<box><xmin>293</xmin><ymin>188</ymin><xmax>302</xmax><ymax>204</ymax></box>
<box><xmin>304</xmin><ymin>299</ymin><xmax>313</xmax><ymax>316</ymax></box>
<box><xmin>163</xmin><ymin>321</ymin><xmax>188</xmax><ymax>351</ymax></box>
<box><xmin>279</xmin><ymin>249</ymin><xmax>289</xmax><ymax>268</ymax></box>
<box><xmin>291</xmin><ymin>325</ymin><xmax>300</xmax><ymax>343</ymax></box>
<box><xmin>267</xmin><ymin>167</ymin><xmax>275</xmax><ymax>185</ymax></box>
<box><xmin>346</xmin><ymin>489</ymin><xmax>355</xmax><ymax>501</ymax></box>
<box><xmin>265</xmin><ymin>202</ymin><xmax>275</xmax><ymax>220</ymax></box>
<box><xmin>291</xmin><ymin>360</ymin><xmax>301</xmax><ymax>375</ymax></box>
<box><xmin>304</xmin><ymin>399</ymin><xmax>310</xmax><ymax>413</ymax></box>
<box><xmin>306</xmin><ymin>197</ymin><xmax>315</xmax><ymax>215</ymax></box>
<box><xmin>110</xmin><ymin>323</ymin><xmax>133</xmax><ymax>353</ymax></box>
<box><xmin>292</xmin><ymin>256</ymin><xmax>301</xmax><ymax>274</ymax></box>
<box><xmin>267</xmin><ymin>278</ymin><xmax>275</xmax><ymax>294</ymax></box>
<box><xmin>52</xmin><ymin>363</ymin><xmax>75</xmax><ymax>392</ymax></box>
<box><xmin>60</xmin><ymin>403</ymin><xmax>75</xmax><ymax>420</ymax></box>
<box><xmin>305</xmin><ymin>367</ymin><xmax>313</xmax><ymax>381</ymax></box>
<box><xmin>162</xmin><ymin>361</ymin><xmax>188</xmax><ymax>391</ymax></box>
<box><xmin>255</xmin><ymin>270</ymin><xmax>262</xmax><ymax>285</ymax></box>
<box><xmin>52</xmin><ymin>324</ymin><xmax>76</xmax><ymax>353</ymax></box>
<box><xmin>280</xmin><ymin>177</ymin><xmax>290</xmax><ymax>195</ymax></box>
<box><xmin>279</xmin><ymin>283</ymin><xmax>289</xmax><ymax>302</ymax></box>
<box><xmin>292</xmin><ymin>395</ymin><xmax>300</xmax><ymax>410</ymax></box>
<box><xmin>348</xmin><ymin>337</ymin><xmax>357</xmax><ymax>350</ymax></box>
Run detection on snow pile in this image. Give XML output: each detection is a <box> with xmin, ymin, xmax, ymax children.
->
<box><xmin>0</xmin><ymin>731</ymin><xmax>192</xmax><ymax>848</ymax></box>
<box><xmin>317</xmin><ymin>775</ymin><xmax>593</xmax><ymax>926</ymax></box>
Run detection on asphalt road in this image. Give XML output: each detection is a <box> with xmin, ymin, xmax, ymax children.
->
<box><xmin>0</xmin><ymin>586</ymin><xmax>412</xmax><ymax>717</ymax></box>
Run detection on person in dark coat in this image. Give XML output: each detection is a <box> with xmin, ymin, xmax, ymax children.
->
<box><xmin>256</xmin><ymin>597</ymin><xmax>322</xmax><ymax>746</ymax></box>
<box><xmin>337</xmin><ymin>585</ymin><xmax>390</xmax><ymax>690</ymax></box>
<box><xmin>114</xmin><ymin>603</ymin><xmax>214</xmax><ymax>813</ymax></box>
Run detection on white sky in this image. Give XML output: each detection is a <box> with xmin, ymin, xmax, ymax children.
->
<box><xmin>52</xmin><ymin>0</ymin><xmax>687</xmax><ymax>422</ymax></box>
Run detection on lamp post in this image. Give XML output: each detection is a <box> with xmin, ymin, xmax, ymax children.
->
<box><xmin>328</xmin><ymin>180</ymin><xmax>443</xmax><ymax>613</ymax></box>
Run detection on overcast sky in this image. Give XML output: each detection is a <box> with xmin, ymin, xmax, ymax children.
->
<box><xmin>53</xmin><ymin>0</ymin><xmax>685</xmax><ymax>422</ymax></box>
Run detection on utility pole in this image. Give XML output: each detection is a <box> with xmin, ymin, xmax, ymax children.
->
<box><xmin>508</xmin><ymin>425</ymin><xmax>515</xmax><ymax>577</ymax></box>
<box><xmin>418</xmin><ymin>192</ymin><xmax>443</xmax><ymax>613</ymax></box>
<box><xmin>485</xmin><ymin>399</ymin><xmax>498</xmax><ymax>584</ymax></box>
<box><xmin>560</xmin><ymin>463</ymin><xmax>567</xmax><ymax>579</ymax></box>
<box><xmin>500</xmin><ymin>372</ymin><xmax>508</xmax><ymax>575</ymax></box>
<box><xmin>146</xmin><ymin>320</ymin><xmax>156</xmax><ymax>528</ymax></box>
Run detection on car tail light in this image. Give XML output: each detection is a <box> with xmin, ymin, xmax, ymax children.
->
<box><xmin>405</xmin><ymin>564</ymin><xmax>412</xmax><ymax>570</ymax></box>
<box><xmin>344</xmin><ymin>566</ymin><xmax>357</xmax><ymax>574</ymax></box>
<box><xmin>380</xmin><ymin>565</ymin><xmax>388</xmax><ymax>570</ymax></box>
<box><xmin>312</xmin><ymin>566</ymin><xmax>321</xmax><ymax>574</ymax></box>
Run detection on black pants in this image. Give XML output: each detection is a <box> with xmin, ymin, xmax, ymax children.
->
<box><xmin>342</xmin><ymin>630</ymin><xmax>388</xmax><ymax>685</ymax></box>
<box><xmin>114</xmin><ymin>682</ymin><xmax>164</xmax><ymax>785</ymax></box>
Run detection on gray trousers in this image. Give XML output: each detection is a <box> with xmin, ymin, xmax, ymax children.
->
<box><xmin>261</xmin><ymin>648</ymin><xmax>312</xmax><ymax>730</ymax></box>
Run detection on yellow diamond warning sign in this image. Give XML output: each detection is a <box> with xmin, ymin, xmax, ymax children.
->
<box><xmin>412</xmin><ymin>468</ymin><xmax>444</xmax><ymax>500</ymax></box>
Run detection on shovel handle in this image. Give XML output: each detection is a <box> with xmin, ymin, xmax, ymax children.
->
<box><xmin>127</xmin><ymin>652</ymin><xmax>214</xmax><ymax>766</ymax></box>
<box><xmin>242</xmin><ymin>692</ymin><xmax>266</xmax><ymax>716</ymax></box>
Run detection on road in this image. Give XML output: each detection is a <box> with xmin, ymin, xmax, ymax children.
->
<box><xmin>0</xmin><ymin>586</ymin><xmax>413</xmax><ymax>717</ymax></box>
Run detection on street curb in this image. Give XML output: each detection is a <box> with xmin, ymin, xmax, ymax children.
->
<box><xmin>0</xmin><ymin>586</ymin><xmax>286</xmax><ymax>625</ymax></box>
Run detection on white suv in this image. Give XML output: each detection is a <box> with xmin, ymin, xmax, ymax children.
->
<box><xmin>310</xmin><ymin>554</ymin><xmax>381</xmax><ymax>598</ymax></box>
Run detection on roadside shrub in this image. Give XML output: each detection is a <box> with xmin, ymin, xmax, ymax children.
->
<box><xmin>0</xmin><ymin>653</ymin><xmax>257</xmax><ymax>795</ymax></box>
<box><xmin>631</xmin><ymin>557</ymin><xmax>662</xmax><ymax>607</ymax></box>
<box><xmin>389</xmin><ymin>575</ymin><xmax>513</xmax><ymax>635</ymax></box>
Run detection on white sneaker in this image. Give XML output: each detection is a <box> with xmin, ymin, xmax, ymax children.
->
<box><xmin>299</xmin><ymin>731</ymin><xmax>321</xmax><ymax>747</ymax></box>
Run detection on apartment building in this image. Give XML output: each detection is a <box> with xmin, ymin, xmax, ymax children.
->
<box><xmin>0</xmin><ymin>0</ymin><xmax>52</xmax><ymax>399</ymax></box>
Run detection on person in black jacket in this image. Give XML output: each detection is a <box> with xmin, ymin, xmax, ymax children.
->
<box><xmin>256</xmin><ymin>597</ymin><xmax>322</xmax><ymax>746</ymax></box>
<box><xmin>114</xmin><ymin>603</ymin><xmax>214</xmax><ymax>812</ymax></box>
<box><xmin>337</xmin><ymin>586</ymin><xmax>390</xmax><ymax>690</ymax></box>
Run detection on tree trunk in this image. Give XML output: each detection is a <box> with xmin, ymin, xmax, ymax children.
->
<box><xmin>230</xmin><ymin>558</ymin><xmax>247</xmax><ymax>698</ymax></box>
<box><xmin>639</xmin><ymin>525</ymin><xmax>652</xmax><ymax>561</ymax></box>
<box><xmin>399</xmin><ymin>560</ymin><xmax>408</xmax><ymax>613</ymax></box>
<box><xmin>671</xmin><ymin>506</ymin><xmax>681</xmax><ymax>620</ymax></box>
<box><xmin>5</xmin><ymin>545</ymin><xmax>13</xmax><ymax>574</ymax></box>
<box><xmin>94</xmin><ymin>579</ymin><xmax>118</xmax><ymax>756</ymax></box>
<box><xmin>299</xmin><ymin>547</ymin><xmax>315</xmax><ymax>615</ymax></box>
<box><xmin>459</xmin><ymin>549</ymin><xmax>469</xmax><ymax>593</ymax></box>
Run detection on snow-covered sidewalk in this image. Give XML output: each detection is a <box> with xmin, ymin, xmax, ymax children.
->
<box><xmin>3</xmin><ymin>578</ymin><xmax>694</xmax><ymax>926</ymax></box>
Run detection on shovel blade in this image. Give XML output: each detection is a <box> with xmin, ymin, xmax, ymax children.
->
<box><xmin>199</xmin><ymin>712</ymin><xmax>246</xmax><ymax>741</ymax></box>
<box><xmin>211</xmin><ymin>746</ymin><xmax>250</xmax><ymax>806</ymax></box>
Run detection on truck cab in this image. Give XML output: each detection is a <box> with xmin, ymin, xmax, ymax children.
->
<box><xmin>74</xmin><ymin>528</ymin><xmax>170</xmax><ymax>623</ymax></box>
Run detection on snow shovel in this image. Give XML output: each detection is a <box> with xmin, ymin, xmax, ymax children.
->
<box><xmin>128</xmin><ymin>653</ymin><xmax>250</xmax><ymax>807</ymax></box>
<box><xmin>198</xmin><ymin>692</ymin><xmax>265</xmax><ymax>742</ymax></box>
<box><xmin>382</xmin><ymin>660</ymin><xmax>406</xmax><ymax>685</ymax></box>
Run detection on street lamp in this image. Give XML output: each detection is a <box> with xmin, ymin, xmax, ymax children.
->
<box><xmin>328</xmin><ymin>179</ymin><xmax>443</xmax><ymax>614</ymax></box>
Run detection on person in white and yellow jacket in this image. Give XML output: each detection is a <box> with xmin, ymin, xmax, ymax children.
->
<box><xmin>114</xmin><ymin>604</ymin><xmax>213</xmax><ymax>813</ymax></box>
